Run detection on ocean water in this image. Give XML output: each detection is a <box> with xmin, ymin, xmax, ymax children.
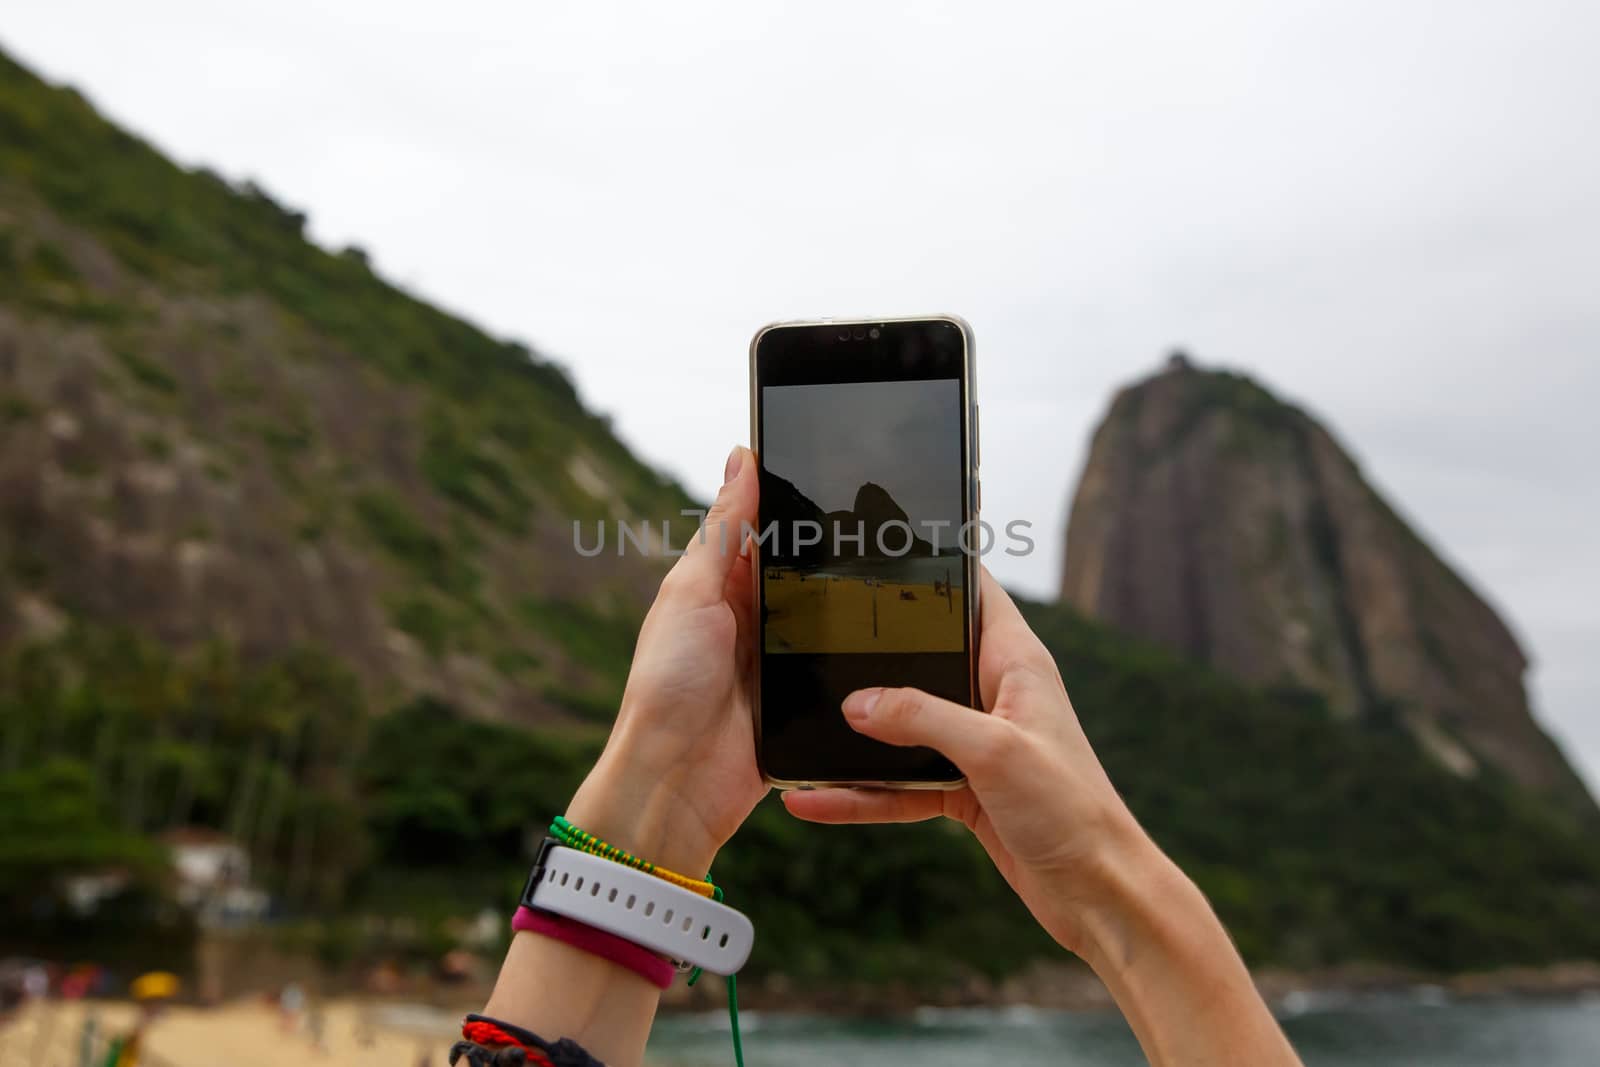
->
<box><xmin>645</xmin><ymin>992</ymin><xmax>1600</xmax><ymax>1066</ymax></box>
<box><xmin>803</xmin><ymin>553</ymin><xmax>966</xmax><ymax>588</ymax></box>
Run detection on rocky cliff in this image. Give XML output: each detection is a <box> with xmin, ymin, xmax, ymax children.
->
<box><xmin>1061</xmin><ymin>354</ymin><xmax>1596</xmax><ymax>821</ymax></box>
<box><xmin>758</xmin><ymin>471</ymin><xmax>937</xmax><ymax>565</ymax></box>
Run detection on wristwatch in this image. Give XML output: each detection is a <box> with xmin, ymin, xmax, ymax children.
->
<box><xmin>519</xmin><ymin>838</ymin><xmax>755</xmax><ymax>975</ymax></box>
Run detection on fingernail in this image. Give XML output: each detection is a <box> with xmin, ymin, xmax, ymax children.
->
<box><xmin>843</xmin><ymin>688</ymin><xmax>883</xmax><ymax>721</ymax></box>
<box><xmin>723</xmin><ymin>446</ymin><xmax>744</xmax><ymax>487</ymax></box>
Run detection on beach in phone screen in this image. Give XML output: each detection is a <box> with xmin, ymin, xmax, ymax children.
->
<box><xmin>760</xmin><ymin>379</ymin><xmax>966</xmax><ymax>654</ymax></box>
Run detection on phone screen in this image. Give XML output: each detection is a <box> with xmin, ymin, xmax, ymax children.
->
<box><xmin>752</xmin><ymin>319</ymin><xmax>977</xmax><ymax>785</ymax></box>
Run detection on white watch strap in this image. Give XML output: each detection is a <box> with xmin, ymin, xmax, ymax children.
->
<box><xmin>525</xmin><ymin>845</ymin><xmax>754</xmax><ymax>975</ymax></box>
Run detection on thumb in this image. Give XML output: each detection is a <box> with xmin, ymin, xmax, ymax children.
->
<box><xmin>664</xmin><ymin>445</ymin><xmax>758</xmax><ymax>605</ymax></box>
<box><xmin>842</xmin><ymin>687</ymin><xmax>1014</xmax><ymax>785</ymax></box>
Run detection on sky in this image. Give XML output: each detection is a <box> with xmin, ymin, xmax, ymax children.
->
<box><xmin>3</xmin><ymin>1</ymin><xmax>1596</xmax><ymax>792</ymax></box>
<box><xmin>762</xmin><ymin>381</ymin><xmax>964</xmax><ymax>549</ymax></box>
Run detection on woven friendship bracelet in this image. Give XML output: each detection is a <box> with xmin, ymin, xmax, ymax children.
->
<box><xmin>551</xmin><ymin>816</ymin><xmax>721</xmax><ymax>900</ymax></box>
<box><xmin>456</xmin><ymin>1014</ymin><xmax>604</xmax><ymax>1067</ymax></box>
<box><xmin>455</xmin><ymin>1020</ymin><xmax>555</xmax><ymax>1067</ymax></box>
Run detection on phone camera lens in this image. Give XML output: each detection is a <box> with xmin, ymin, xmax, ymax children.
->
<box><xmin>837</xmin><ymin>329</ymin><xmax>850</xmax><ymax>341</ymax></box>
<box><xmin>852</xmin><ymin>327</ymin><xmax>867</xmax><ymax>340</ymax></box>
<box><xmin>869</xmin><ymin>327</ymin><xmax>881</xmax><ymax>339</ymax></box>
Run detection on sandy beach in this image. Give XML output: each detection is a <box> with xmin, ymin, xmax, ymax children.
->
<box><xmin>2</xmin><ymin>998</ymin><xmax>471</xmax><ymax>1067</ymax></box>
<box><xmin>765</xmin><ymin>568</ymin><xmax>965</xmax><ymax>653</ymax></box>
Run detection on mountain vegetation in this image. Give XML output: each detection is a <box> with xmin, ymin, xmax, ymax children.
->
<box><xmin>0</xmin><ymin>46</ymin><xmax>692</xmax><ymax>729</ymax></box>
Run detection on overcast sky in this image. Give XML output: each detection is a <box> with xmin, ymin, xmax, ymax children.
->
<box><xmin>5</xmin><ymin>1</ymin><xmax>1596</xmax><ymax>792</ymax></box>
<box><xmin>763</xmin><ymin>381</ymin><xmax>964</xmax><ymax>546</ymax></box>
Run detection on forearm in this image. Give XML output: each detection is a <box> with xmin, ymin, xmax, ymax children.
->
<box><xmin>1076</xmin><ymin>830</ymin><xmax>1302</xmax><ymax>1067</ymax></box>
<box><xmin>482</xmin><ymin>929</ymin><xmax>662</xmax><ymax>1066</ymax></box>
<box><xmin>479</xmin><ymin>753</ymin><xmax>720</xmax><ymax>1067</ymax></box>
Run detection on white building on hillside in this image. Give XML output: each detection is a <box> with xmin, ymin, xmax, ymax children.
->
<box><xmin>159</xmin><ymin>828</ymin><xmax>270</xmax><ymax>926</ymax></box>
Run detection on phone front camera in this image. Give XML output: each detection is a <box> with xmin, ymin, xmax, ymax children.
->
<box><xmin>869</xmin><ymin>327</ymin><xmax>881</xmax><ymax>339</ymax></box>
<box><xmin>852</xmin><ymin>328</ymin><xmax>867</xmax><ymax>340</ymax></box>
<box><xmin>837</xmin><ymin>329</ymin><xmax>850</xmax><ymax>341</ymax></box>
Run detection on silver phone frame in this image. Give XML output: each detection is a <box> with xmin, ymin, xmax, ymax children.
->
<box><xmin>747</xmin><ymin>314</ymin><xmax>981</xmax><ymax>791</ymax></box>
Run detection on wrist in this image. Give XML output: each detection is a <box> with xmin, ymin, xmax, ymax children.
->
<box><xmin>1064</xmin><ymin>814</ymin><xmax>1206</xmax><ymax>978</ymax></box>
<box><xmin>564</xmin><ymin>756</ymin><xmax>720</xmax><ymax>878</ymax></box>
<box><xmin>1052</xmin><ymin>817</ymin><xmax>1294</xmax><ymax>1065</ymax></box>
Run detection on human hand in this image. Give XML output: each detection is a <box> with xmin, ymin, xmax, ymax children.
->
<box><xmin>565</xmin><ymin>446</ymin><xmax>766</xmax><ymax>878</ymax></box>
<box><xmin>782</xmin><ymin>567</ymin><xmax>1168</xmax><ymax>963</ymax></box>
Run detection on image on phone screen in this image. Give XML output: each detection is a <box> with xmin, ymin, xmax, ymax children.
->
<box><xmin>761</xmin><ymin>379</ymin><xmax>966</xmax><ymax>654</ymax></box>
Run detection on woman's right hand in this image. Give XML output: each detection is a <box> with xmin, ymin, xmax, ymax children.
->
<box><xmin>781</xmin><ymin>566</ymin><xmax>1162</xmax><ymax>964</ymax></box>
<box><xmin>784</xmin><ymin>566</ymin><xmax>1303</xmax><ymax>1066</ymax></box>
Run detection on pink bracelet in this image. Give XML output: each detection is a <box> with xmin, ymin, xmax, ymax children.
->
<box><xmin>511</xmin><ymin>906</ymin><xmax>675</xmax><ymax>990</ymax></box>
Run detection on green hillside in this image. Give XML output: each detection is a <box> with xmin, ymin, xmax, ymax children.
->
<box><xmin>0</xmin><ymin>46</ymin><xmax>693</xmax><ymax>728</ymax></box>
<box><xmin>6</xmin><ymin>601</ymin><xmax>1599</xmax><ymax>985</ymax></box>
<box><xmin>2</xmin><ymin>48</ymin><xmax>1598</xmax><ymax>989</ymax></box>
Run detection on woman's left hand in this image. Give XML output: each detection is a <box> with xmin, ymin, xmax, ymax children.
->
<box><xmin>563</xmin><ymin>445</ymin><xmax>766</xmax><ymax>877</ymax></box>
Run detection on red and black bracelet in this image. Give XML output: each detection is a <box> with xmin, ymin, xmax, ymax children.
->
<box><xmin>449</xmin><ymin>1014</ymin><xmax>603</xmax><ymax>1067</ymax></box>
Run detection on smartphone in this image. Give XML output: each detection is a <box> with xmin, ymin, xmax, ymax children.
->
<box><xmin>748</xmin><ymin>315</ymin><xmax>981</xmax><ymax>789</ymax></box>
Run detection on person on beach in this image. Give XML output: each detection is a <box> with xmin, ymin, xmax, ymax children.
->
<box><xmin>103</xmin><ymin>972</ymin><xmax>178</xmax><ymax>1067</ymax></box>
<box><xmin>277</xmin><ymin>982</ymin><xmax>305</xmax><ymax>1036</ymax></box>
<box><xmin>468</xmin><ymin>446</ymin><xmax>1305</xmax><ymax>1067</ymax></box>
